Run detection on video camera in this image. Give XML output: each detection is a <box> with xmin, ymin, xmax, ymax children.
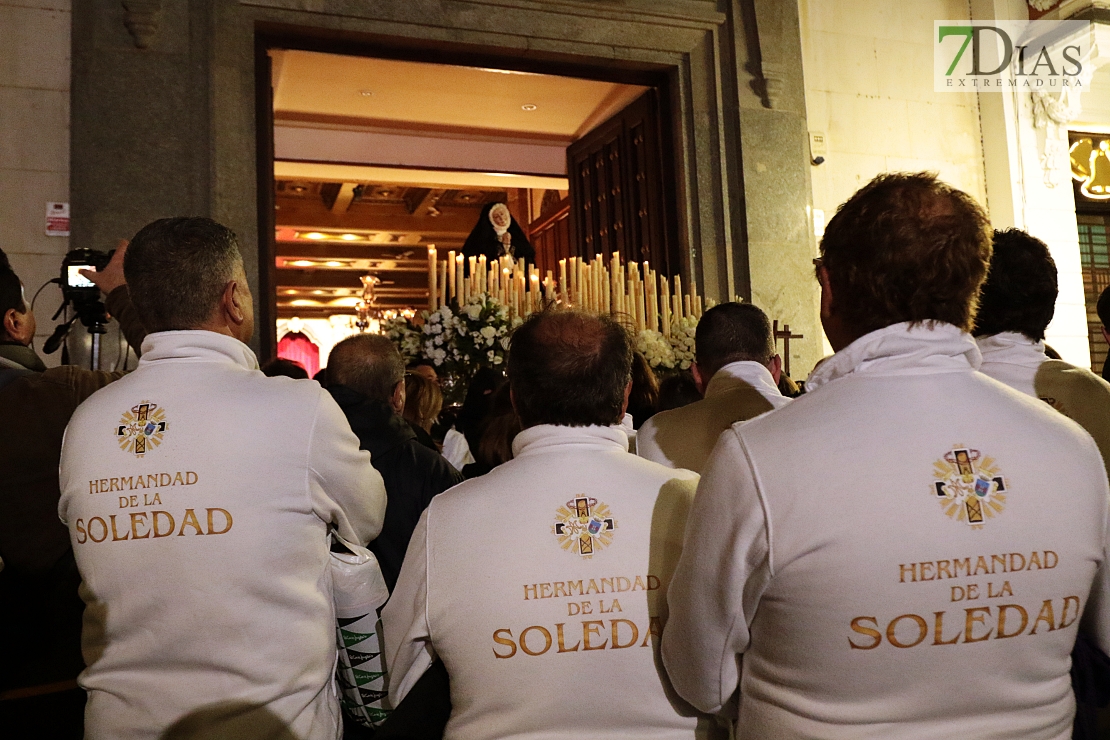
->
<box><xmin>61</xmin><ymin>248</ymin><xmax>114</xmax><ymax>306</ymax></box>
<box><xmin>44</xmin><ymin>248</ymin><xmax>115</xmax><ymax>358</ymax></box>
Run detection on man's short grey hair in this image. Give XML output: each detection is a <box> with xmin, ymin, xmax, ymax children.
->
<box><xmin>124</xmin><ymin>217</ymin><xmax>242</xmax><ymax>332</ymax></box>
<box><xmin>328</xmin><ymin>334</ymin><xmax>405</xmax><ymax>402</ymax></box>
<box><xmin>694</xmin><ymin>302</ymin><xmax>776</xmax><ymax>379</ymax></box>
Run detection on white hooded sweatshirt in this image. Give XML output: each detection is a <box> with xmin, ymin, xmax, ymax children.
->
<box><xmin>58</xmin><ymin>331</ymin><xmax>387</xmax><ymax>740</ymax></box>
<box><xmin>382</xmin><ymin>423</ymin><xmax>723</xmax><ymax>740</ymax></box>
<box><xmin>662</xmin><ymin>322</ymin><xmax>1110</xmax><ymax>739</ymax></box>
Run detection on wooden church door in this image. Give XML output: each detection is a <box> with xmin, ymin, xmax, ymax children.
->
<box><xmin>566</xmin><ymin>88</ymin><xmax>679</xmax><ymax>277</ymax></box>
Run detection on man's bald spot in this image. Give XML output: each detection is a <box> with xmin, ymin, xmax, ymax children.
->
<box><xmin>529</xmin><ymin>311</ymin><xmax>609</xmax><ymax>370</ymax></box>
<box><xmin>327</xmin><ymin>334</ymin><xmax>404</xmax><ymax>402</ymax></box>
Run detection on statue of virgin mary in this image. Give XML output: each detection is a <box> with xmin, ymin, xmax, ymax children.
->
<box><xmin>461</xmin><ymin>202</ymin><xmax>535</xmax><ymax>265</ymax></box>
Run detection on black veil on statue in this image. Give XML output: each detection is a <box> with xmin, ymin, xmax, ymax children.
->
<box><xmin>461</xmin><ymin>202</ymin><xmax>535</xmax><ymax>266</ymax></box>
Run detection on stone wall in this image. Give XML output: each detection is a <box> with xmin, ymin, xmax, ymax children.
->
<box><xmin>799</xmin><ymin>0</ymin><xmax>988</xmax><ymax>356</ymax></box>
<box><xmin>1</xmin><ymin>0</ymin><xmax>72</xmax><ymax>366</ymax></box>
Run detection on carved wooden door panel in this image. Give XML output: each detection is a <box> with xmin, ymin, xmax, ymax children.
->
<box><xmin>566</xmin><ymin>89</ymin><xmax>677</xmax><ymax>276</ymax></box>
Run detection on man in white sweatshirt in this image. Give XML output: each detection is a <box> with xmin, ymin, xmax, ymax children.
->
<box><xmin>636</xmin><ymin>302</ymin><xmax>790</xmax><ymax>472</ymax></box>
<box><xmin>973</xmin><ymin>227</ymin><xmax>1110</xmax><ymax>478</ymax></box>
<box><xmin>58</xmin><ymin>217</ymin><xmax>387</xmax><ymax>740</ymax></box>
<box><xmin>662</xmin><ymin>173</ymin><xmax>1110</xmax><ymax>739</ymax></box>
<box><xmin>383</xmin><ymin>310</ymin><xmax>723</xmax><ymax>740</ymax></box>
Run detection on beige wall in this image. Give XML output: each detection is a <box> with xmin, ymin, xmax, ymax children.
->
<box><xmin>1</xmin><ymin>0</ymin><xmax>70</xmax><ymax>367</ymax></box>
<box><xmin>799</xmin><ymin>0</ymin><xmax>987</xmax><ymax>232</ymax></box>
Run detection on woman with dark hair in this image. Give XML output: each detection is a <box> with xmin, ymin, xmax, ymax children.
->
<box><xmin>461</xmin><ymin>203</ymin><xmax>535</xmax><ymax>264</ymax></box>
<box><xmin>626</xmin><ymin>351</ymin><xmax>659</xmax><ymax>429</ymax></box>
<box><xmin>461</xmin><ymin>383</ymin><xmax>521</xmax><ymax>479</ymax></box>
<box><xmin>440</xmin><ymin>367</ymin><xmax>504</xmax><ymax>470</ymax></box>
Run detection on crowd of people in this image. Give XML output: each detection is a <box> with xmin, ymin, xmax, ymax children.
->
<box><xmin>3</xmin><ymin>171</ymin><xmax>1110</xmax><ymax>740</ymax></box>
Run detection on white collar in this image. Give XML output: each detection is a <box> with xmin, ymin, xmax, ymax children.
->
<box><xmin>512</xmin><ymin>424</ymin><xmax>629</xmax><ymax>459</ymax></box>
<box><xmin>139</xmin><ymin>330</ymin><xmax>259</xmax><ymax>371</ymax></box>
<box><xmin>976</xmin><ymin>332</ymin><xmax>1047</xmax><ymax>369</ymax></box>
<box><xmin>705</xmin><ymin>360</ymin><xmax>782</xmax><ymax>401</ymax></box>
<box><xmin>807</xmin><ymin>322</ymin><xmax>981</xmax><ymax>391</ymax></box>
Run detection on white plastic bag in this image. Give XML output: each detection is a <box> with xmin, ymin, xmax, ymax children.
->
<box><xmin>330</xmin><ymin>533</ymin><xmax>392</xmax><ymax>728</ymax></box>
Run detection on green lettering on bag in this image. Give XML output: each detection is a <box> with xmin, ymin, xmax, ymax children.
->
<box><xmin>341</xmin><ymin>629</ymin><xmax>374</xmax><ymax>647</ymax></box>
<box><xmin>352</xmin><ymin>668</ymin><xmax>385</xmax><ymax>685</ymax></box>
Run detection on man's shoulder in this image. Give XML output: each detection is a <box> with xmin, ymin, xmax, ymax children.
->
<box><xmin>69</xmin><ymin>363</ymin><xmax>326</xmax><ymax>426</ymax></box>
<box><xmin>397</xmin><ymin>437</ymin><xmax>464</xmax><ymax>482</ymax></box>
<box><xmin>1036</xmin><ymin>359</ymin><xmax>1110</xmax><ymax>400</ymax></box>
<box><xmin>435</xmin><ymin>450</ymin><xmax>695</xmax><ymax>509</ymax></box>
<box><xmin>640</xmin><ymin>397</ymin><xmax>712</xmax><ymax>435</ymax></box>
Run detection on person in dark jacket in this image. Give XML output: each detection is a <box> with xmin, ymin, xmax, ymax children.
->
<box><xmin>0</xmin><ymin>244</ymin><xmax>145</xmax><ymax>738</ymax></box>
<box><xmin>327</xmin><ymin>334</ymin><xmax>463</xmax><ymax>591</ymax></box>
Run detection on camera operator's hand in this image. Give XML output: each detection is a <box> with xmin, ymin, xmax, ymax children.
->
<box><xmin>80</xmin><ymin>240</ymin><xmax>128</xmax><ymax>295</ymax></box>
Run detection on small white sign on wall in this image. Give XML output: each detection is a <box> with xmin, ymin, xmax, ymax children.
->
<box><xmin>46</xmin><ymin>202</ymin><xmax>70</xmax><ymax>237</ymax></box>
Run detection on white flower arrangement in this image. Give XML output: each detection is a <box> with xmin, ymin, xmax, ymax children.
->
<box><xmin>634</xmin><ymin>329</ymin><xmax>676</xmax><ymax>370</ymax></box>
<box><xmin>418</xmin><ymin>293</ymin><xmax>516</xmax><ymax>376</ymax></box>
<box><xmin>382</xmin><ymin>315</ymin><xmax>423</xmax><ymax>365</ymax></box>
<box><xmin>668</xmin><ymin>316</ymin><xmax>698</xmax><ymax>370</ymax></box>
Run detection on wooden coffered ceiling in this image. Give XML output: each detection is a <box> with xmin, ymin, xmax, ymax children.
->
<box><xmin>275</xmin><ymin>180</ymin><xmax>512</xmax><ymax>317</ymax></box>
<box><xmin>270</xmin><ymin>52</ymin><xmax>645</xmax><ymax>319</ymax></box>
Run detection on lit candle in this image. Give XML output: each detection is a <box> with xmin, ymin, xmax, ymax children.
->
<box><xmin>438</xmin><ymin>258</ymin><xmax>448</xmax><ymax>309</ymax></box>
<box><xmin>660</xmin><ymin>276</ymin><xmax>671</xmax><ymax>337</ymax></box>
<box><xmin>447</xmin><ymin>250</ymin><xmax>456</xmax><ymax>303</ymax></box>
<box><xmin>674</xmin><ymin>275</ymin><xmax>683</xmax><ymax>321</ymax></box>
<box><xmin>456</xmin><ymin>254</ymin><xmax>465</xmax><ymax>305</ymax></box>
<box><xmin>428</xmin><ymin>246</ymin><xmax>437</xmax><ymax>310</ymax></box>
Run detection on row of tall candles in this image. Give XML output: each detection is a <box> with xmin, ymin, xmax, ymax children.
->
<box><xmin>427</xmin><ymin>247</ymin><xmax>704</xmax><ymax>336</ymax></box>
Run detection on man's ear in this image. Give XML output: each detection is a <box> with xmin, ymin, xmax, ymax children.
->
<box><xmin>767</xmin><ymin>354</ymin><xmax>783</xmax><ymax>384</ymax></box>
<box><xmin>3</xmin><ymin>306</ymin><xmax>31</xmax><ymax>345</ymax></box>
<box><xmin>390</xmin><ymin>379</ymin><xmax>406</xmax><ymax>415</ymax></box>
<box><xmin>691</xmin><ymin>362</ymin><xmax>707</xmax><ymax>395</ymax></box>
<box><xmin>620</xmin><ymin>379</ymin><xmax>632</xmax><ymax>417</ymax></box>
<box><xmin>817</xmin><ymin>264</ymin><xmax>834</xmax><ymax>320</ymax></box>
<box><xmin>223</xmin><ymin>279</ymin><xmax>248</xmax><ymax>327</ymax></box>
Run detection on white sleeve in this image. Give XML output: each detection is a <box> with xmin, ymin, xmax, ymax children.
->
<box><xmin>635</xmin><ymin>417</ymin><xmax>670</xmax><ymax>467</ymax></box>
<box><xmin>382</xmin><ymin>508</ymin><xmax>436</xmax><ymax>705</ymax></box>
<box><xmin>441</xmin><ymin>428</ymin><xmax>474</xmax><ymax>471</ymax></box>
<box><xmin>661</xmin><ymin>427</ymin><xmax>771</xmax><ymax>715</ymax></box>
<box><xmin>307</xmin><ymin>389</ymin><xmax>387</xmax><ymax>545</ymax></box>
<box><xmin>1082</xmin><ymin>487</ymin><xmax>1110</xmax><ymax>654</ymax></box>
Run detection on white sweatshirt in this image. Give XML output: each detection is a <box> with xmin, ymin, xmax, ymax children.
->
<box><xmin>662</xmin><ymin>322</ymin><xmax>1110</xmax><ymax>739</ymax></box>
<box><xmin>637</xmin><ymin>361</ymin><xmax>790</xmax><ymax>472</ymax></box>
<box><xmin>382</xmin><ymin>424</ymin><xmax>723</xmax><ymax>740</ymax></box>
<box><xmin>976</xmin><ymin>332</ymin><xmax>1048</xmax><ymax>397</ymax></box>
<box><xmin>58</xmin><ymin>331</ymin><xmax>387</xmax><ymax>740</ymax></box>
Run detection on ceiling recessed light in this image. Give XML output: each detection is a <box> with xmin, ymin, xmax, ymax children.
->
<box><xmin>303</xmin><ymin>232</ymin><xmax>326</xmax><ymax>240</ymax></box>
<box><xmin>340</xmin><ymin>233</ymin><xmax>360</xmax><ymax>241</ymax></box>
<box><xmin>521</xmin><ymin>104</ymin><xmax>537</xmax><ymax>111</ymax></box>
<box><xmin>290</xmin><ymin>259</ymin><xmax>315</xmax><ymax>267</ymax></box>
<box><xmin>325</xmin><ymin>260</ymin><xmax>344</xmax><ymax>267</ymax></box>
<box><xmin>360</xmin><ymin>90</ymin><xmax>374</xmax><ymax>97</ymax></box>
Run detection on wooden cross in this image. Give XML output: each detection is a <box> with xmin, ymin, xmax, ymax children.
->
<box><xmin>772</xmin><ymin>320</ymin><xmax>804</xmax><ymax>377</ymax></box>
